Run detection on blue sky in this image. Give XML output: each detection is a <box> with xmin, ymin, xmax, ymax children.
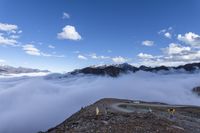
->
<box><xmin>1</xmin><ymin>0</ymin><xmax>200</xmax><ymax>72</ymax></box>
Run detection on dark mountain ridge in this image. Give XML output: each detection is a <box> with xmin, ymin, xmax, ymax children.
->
<box><xmin>70</xmin><ymin>62</ymin><xmax>200</xmax><ymax>77</ymax></box>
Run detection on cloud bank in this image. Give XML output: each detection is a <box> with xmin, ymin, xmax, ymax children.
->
<box><xmin>0</xmin><ymin>72</ymin><xmax>200</xmax><ymax>133</ymax></box>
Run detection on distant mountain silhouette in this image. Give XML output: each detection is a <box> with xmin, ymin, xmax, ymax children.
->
<box><xmin>0</xmin><ymin>65</ymin><xmax>49</xmax><ymax>74</ymax></box>
<box><xmin>70</xmin><ymin>62</ymin><xmax>200</xmax><ymax>77</ymax></box>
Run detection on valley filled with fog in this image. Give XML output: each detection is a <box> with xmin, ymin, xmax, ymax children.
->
<box><xmin>0</xmin><ymin>72</ymin><xmax>200</xmax><ymax>133</ymax></box>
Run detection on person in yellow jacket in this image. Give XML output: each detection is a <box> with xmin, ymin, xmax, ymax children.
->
<box><xmin>168</xmin><ymin>108</ymin><xmax>176</xmax><ymax>119</ymax></box>
<box><xmin>96</xmin><ymin>107</ymin><xmax>100</xmax><ymax>116</ymax></box>
<box><xmin>95</xmin><ymin>106</ymin><xmax>100</xmax><ymax>119</ymax></box>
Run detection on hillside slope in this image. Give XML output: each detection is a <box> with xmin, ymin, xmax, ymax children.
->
<box><xmin>41</xmin><ymin>98</ymin><xmax>200</xmax><ymax>133</ymax></box>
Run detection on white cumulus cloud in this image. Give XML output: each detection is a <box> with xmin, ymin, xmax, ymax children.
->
<box><xmin>137</xmin><ymin>43</ymin><xmax>200</xmax><ymax>67</ymax></box>
<box><xmin>48</xmin><ymin>45</ymin><xmax>55</xmax><ymax>49</ymax></box>
<box><xmin>177</xmin><ymin>32</ymin><xmax>200</xmax><ymax>48</ymax></box>
<box><xmin>78</xmin><ymin>55</ymin><xmax>87</xmax><ymax>60</ymax></box>
<box><xmin>136</xmin><ymin>30</ymin><xmax>200</xmax><ymax>66</ymax></box>
<box><xmin>0</xmin><ymin>34</ymin><xmax>18</xmax><ymax>46</ymax></box>
<box><xmin>89</xmin><ymin>53</ymin><xmax>110</xmax><ymax>59</ymax></box>
<box><xmin>0</xmin><ymin>22</ymin><xmax>21</xmax><ymax>46</ymax></box>
<box><xmin>57</xmin><ymin>25</ymin><xmax>82</xmax><ymax>41</ymax></box>
<box><xmin>0</xmin><ymin>23</ymin><xmax>18</xmax><ymax>33</ymax></box>
<box><xmin>142</xmin><ymin>40</ymin><xmax>154</xmax><ymax>46</ymax></box>
<box><xmin>164</xmin><ymin>32</ymin><xmax>172</xmax><ymax>39</ymax></box>
<box><xmin>158</xmin><ymin>27</ymin><xmax>173</xmax><ymax>34</ymax></box>
<box><xmin>10</xmin><ymin>35</ymin><xmax>20</xmax><ymax>39</ymax></box>
<box><xmin>164</xmin><ymin>43</ymin><xmax>191</xmax><ymax>55</ymax></box>
<box><xmin>22</xmin><ymin>44</ymin><xmax>41</xmax><ymax>56</ymax></box>
<box><xmin>112</xmin><ymin>56</ymin><xmax>128</xmax><ymax>63</ymax></box>
<box><xmin>23</xmin><ymin>44</ymin><xmax>64</xmax><ymax>58</ymax></box>
<box><xmin>62</xmin><ymin>12</ymin><xmax>70</xmax><ymax>19</ymax></box>
<box><xmin>138</xmin><ymin>53</ymin><xmax>153</xmax><ymax>59</ymax></box>
<box><xmin>158</xmin><ymin>27</ymin><xmax>173</xmax><ymax>39</ymax></box>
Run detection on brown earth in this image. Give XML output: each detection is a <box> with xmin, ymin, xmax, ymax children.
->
<box><xmin>40</xmin><ymin>98</ymin><xmax>200</xmax><ymax>133</ymax></box>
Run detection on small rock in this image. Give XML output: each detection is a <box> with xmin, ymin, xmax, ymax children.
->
<box><xmin>102</xmin><ymin>120</ymin><xmax>108</xmax><ymax>125</ymax></box>
<box><xmin>171</xmin><ymin>125</ymin><xmax>184</xmax><ymax>130</ymax></box>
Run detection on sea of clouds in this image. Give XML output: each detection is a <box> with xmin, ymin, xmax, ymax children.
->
<box><xmin>0</xmin><ymin>71</ymin><xmax>200</xmax><ymax>133</ymax></box>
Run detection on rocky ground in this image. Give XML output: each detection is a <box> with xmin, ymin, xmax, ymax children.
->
<box><xmin>40</xmin><ymin>98</ymin><xmax>200</xmax><ymax>133</ymax></box>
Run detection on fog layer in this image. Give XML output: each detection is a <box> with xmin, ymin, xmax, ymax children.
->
<box><xmin>0</xmin><ymin>72</ymin><xmax>200</xmax><ymax>133</ymax></box>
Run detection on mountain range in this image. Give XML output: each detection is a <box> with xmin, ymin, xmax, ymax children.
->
<box><xmin>69</xmin><ymin>62</ymin><xmax>200</xmax><ymax>77</ymax></box>
<box><xmin>0</xmin><ymin>65</ymin><xmax>49</xmax><ymax>74</ymax></box>
<box><xmin>1</xmin><ymin>62</ymin><xmax>200</xmax><ymax>76</ymax></box>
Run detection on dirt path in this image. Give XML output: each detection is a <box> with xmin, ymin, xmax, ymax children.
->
<box><xmin>111</xmin><ymin>102</ymin><xmax>192</xmax><ymax>113</ymax></box>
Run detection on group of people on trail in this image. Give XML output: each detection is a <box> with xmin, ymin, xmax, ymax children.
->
<box><xmin>95</xmin><ymin>105</ymin><xmax>176</xmax><ymax>120</ymax></box>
